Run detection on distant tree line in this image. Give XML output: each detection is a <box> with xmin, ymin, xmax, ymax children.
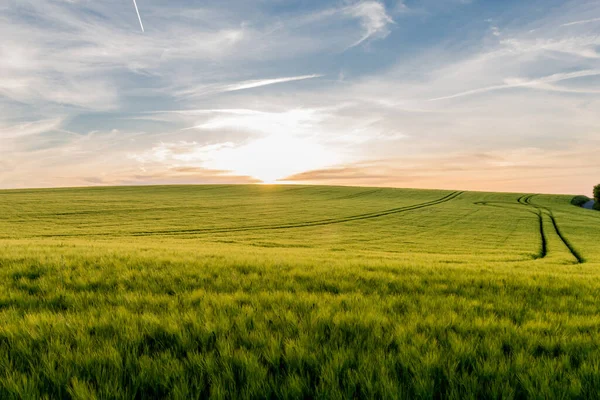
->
<box><xmin>595</xmin><ymin>184</ymin><xmax>600</xmax><ymax>211</ymax></box>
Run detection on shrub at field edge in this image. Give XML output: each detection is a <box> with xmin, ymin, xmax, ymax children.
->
<box><xmin>571</xmin><ymin>195</ymin><xmax>590</xmax><ymax>207</ymax></box>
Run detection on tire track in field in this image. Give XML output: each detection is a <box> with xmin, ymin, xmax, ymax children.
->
<box><xmin>27</xmin><ymin>191</ymin><xmax>463</xmax><ymax>238</ymax></box>
<box><xmin>522</xmin><ymin>194</ymin><xmax>548</xmax><ymax>259</ymax></box>
<box><xmin>475</xmin><ymin>194</ymin><xmax>583</xmax><ymax>263</ymax></box>
<box><xmin>524</xmin><ymin>195</ymin><xmax>584</xmax><ymax>263</ymax></box>
<box><xmin>131</xmin><ymin>191</ymin><xmax>465</xmax><ymax>236</ymax></box>
<box><xmin>475</xmin><ymin>196</ymin><xmax>546</xmax><ymax>260</ymax></box>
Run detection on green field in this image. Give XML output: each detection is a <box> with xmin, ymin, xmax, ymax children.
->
<box><xmin>1</xmin><ymin>185</ymin><xmax>599</xmax><ymax>399</ymax></box>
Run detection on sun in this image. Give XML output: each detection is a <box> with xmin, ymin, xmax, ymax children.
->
<box><xmin>206</xmin><ymin>134</ymin><xmax>339</xmax><ymax>183</ymax></box>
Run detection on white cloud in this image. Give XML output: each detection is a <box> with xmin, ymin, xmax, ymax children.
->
<box><xmin>0</xmin><ymin>0</ymin><xmax>388</xmax><ymax>115</ymax></box>
<box><xmin>500</xmin><ymin>36</ymin><xmax>600</xmax><ymax>59</ymax></box>
<box><xmin>192</xmin><ymin>108</ymin><xmax>325</xmax><ymax>135</ymax></box>
<box><xmin>345</xmin><ymin>2</ymin><xmax>394</xmax><ymax>48</ymax></box>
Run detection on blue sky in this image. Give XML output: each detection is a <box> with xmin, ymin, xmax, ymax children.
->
<box><xmin>1</xmin><ymin>0</ymin><xmax>599</xmax><ymax>194</ymax></box>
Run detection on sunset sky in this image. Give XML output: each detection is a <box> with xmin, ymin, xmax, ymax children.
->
<box><xmin>1</xmin><ymin>0</ymin><xmax>599</xmax><ymax>194</ymax></box>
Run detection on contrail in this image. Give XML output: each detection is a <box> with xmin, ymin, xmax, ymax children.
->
<box><xmin>132</xmin><ymin>0</ymin><xmax>145</xmax><ymax>32</ymax></box>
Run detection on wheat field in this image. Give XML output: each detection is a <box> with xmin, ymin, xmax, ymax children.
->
<box><xmin>0</xmin><ymin>185</ymin><xmax>599</xmax><ymax>399</ymax></box>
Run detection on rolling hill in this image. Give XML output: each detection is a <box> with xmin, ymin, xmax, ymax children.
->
<box><xmin>0</xmin><ymin>185</ymin><xmax>599</xmax><ymax>398</ymax></box>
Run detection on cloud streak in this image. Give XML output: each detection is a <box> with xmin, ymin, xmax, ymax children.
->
<box><xmin>132</xmin><ymin>0</ymin><xmax>145</xmax><ymax>32</ymax></box>
<box><xmin>222</xmin><ymin>75</ymin><xmax>323</xmax><ymax>92</ymax></box>
<box><xmin>429</xmin><ymin>70</ymin><xmax>600</xmax><ymax>101</ymax></box>
<box><xmin>173</xmin><ymin>75</ymin><xmax>323</xmax><ymax>99</ymax></box>
<box><xmin>561</xmin><ymin>17</ymin><xmax>600</xmax><ymax>27</ymax></box>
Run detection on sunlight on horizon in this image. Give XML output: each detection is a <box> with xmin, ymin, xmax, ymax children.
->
<box><xmin>206</xmin><ymin>134</ymin><xmax>341</xmax><ymax>184</ymax></box>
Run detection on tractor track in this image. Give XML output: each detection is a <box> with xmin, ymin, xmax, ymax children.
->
<box><xmin>23</xmin><ymin>191</ymin><xmax>464</xmax><ymax>238</ymax></box>
<box><xmin>524</xmin><ymin>195</ymin><xmax>584</xmax><ymax>263</ymax></box>
<box><xmin>128</xmin><ymin>191</ymin><xmax>465</xmax><ymax>237</ymax></box>
<box><xmin>475</xmin><ymin>197</ymin><xmax>546</xmax><ymax>259</ymax></box>
<box><xmin>522</xmin><ymin>194</ymin><xmax>548</xmax><ymax>259</ymax></box>
<box><xmin>475</xmin><ymin>194</ymin><xmax>583</xmax><ymax>263</ymax></box>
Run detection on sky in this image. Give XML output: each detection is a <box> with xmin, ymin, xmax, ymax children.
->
<box><xmin>1</xmin><ymin>0</ymin><xmax>599</xmax><ymax>194</ymax></box>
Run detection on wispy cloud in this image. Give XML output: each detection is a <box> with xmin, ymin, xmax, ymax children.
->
<box><xmin>561</xmin><ymin>17</ymin><xmax>600</xmax><ymax>27</ymax></box>
<box><xmin>174</xmin><ymin>75</ymin><xmax>323</xmax><ymax>98</ymax></box>
<box><xmin>499</xmin><ymin>36</ymin><xmax>600</xmax><ymax>59</ymax></box>
<box><xmin>190</xmin><ymin>108</ymin><xmax>325</xmax><ymax>133</ymax></box>
<box><xmin>0</xmin><ymin>118</ymin><xmax>64</xmax><ymax>139</ymax></box>
<box><xmin>430</xmin><ymin>69</ymin><xmax>600</xmax><ymax>101</ymax></box>
<box><xmin>345</xmin><ymin>1</ymin><xmax>395</xmax><ymax>48</ymax></box>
